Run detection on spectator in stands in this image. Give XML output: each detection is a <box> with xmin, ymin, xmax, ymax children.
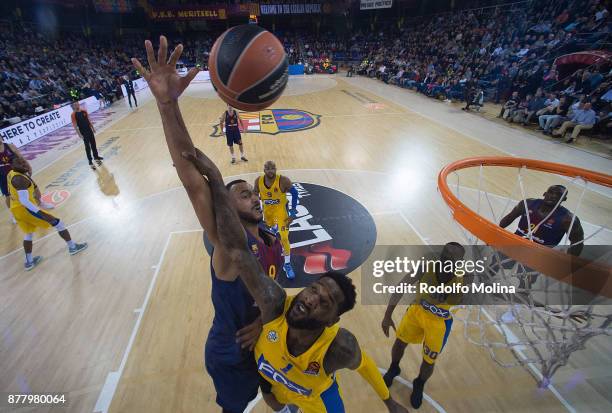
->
<box><xmin>539</xmin><ymin>95</ymin><xmax>570</xmax><ymax>135</ymax></box>
<box><xmin>524</xmin><ymin>89</ymin><xmax>547</xmax><ymax>124</ymax></box>
<box><xmin>498</xmin><ymin>91</ymin><xmax>520</xmax><ymax>120</ymax></box>
<box><xmin>553</xmin><ymin>102</ymin><xmax>597</xmax><ymax>143</ymax></box>
<box><xmin>508</xmin><ymin>93</ymin><xmax>533</xmax><ymax>124</ymax></box>
<box><xmin>535</xmin><ymin>92</ymin><xmax>560</xmax><ymax>118</ymax></box>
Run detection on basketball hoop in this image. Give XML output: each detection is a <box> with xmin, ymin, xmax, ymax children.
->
<box><xmin>437</xmin><ymin>156</ymin><xmax>612</xmax><ymax>387</ymax></box>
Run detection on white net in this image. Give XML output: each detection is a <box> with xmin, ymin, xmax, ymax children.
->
<box><xmin>442</xmin><ymin>161</ymin><xmax>612</xmax><ymax>387</ymax></box>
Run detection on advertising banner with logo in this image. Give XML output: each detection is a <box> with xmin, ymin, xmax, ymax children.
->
<box><xmin>228</xmin><ymin>2</ymin><xmax>260</xmax><ymax>16</ymax></box>
<box><xmin>360</xmin><ymin>0</ymin><xmax>393</xmax><ymax>10</ymax></box>
<box><xmin>260</xmin><ymin>3</ymin><xmax>322</xmax><ymax>15</ymax></box>
<box><xmin>0</xmin><ymin>96</ymin><xmax>100</xmax><ymax>148</ymax></box>
<box><xmin>149</xmin><ymin>6</ymin><xmax>227</xmax><ymax>21</ymax></box>
<box><xmin>93</xmin><ymin>0</ymin><xmax>134</xmax><ymax>13</ymax></box>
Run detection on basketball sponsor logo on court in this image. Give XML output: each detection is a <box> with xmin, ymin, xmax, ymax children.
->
<box><xmin>283</xmin><ymin>183</ymin><xmax>376</xmax><ymax>287</ymax></box>
<box><xmin>40</xmin><ymin>189</ymin><xmax>71</xmax><ymax>208</ymax></box>
<box><xmin>210</xmin><ymin>109</ymin><xmax>321</xmax><ymax>136</ymax></box>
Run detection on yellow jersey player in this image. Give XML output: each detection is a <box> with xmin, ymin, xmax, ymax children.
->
<box><xmin>8</xmin><ymin>157</ymin><xmax>88</xmax><ymax>271</ymax></box>
<box><xmin>185</xmin><ymin>149</ymin><xmax>409</xmax><ymax>413</ymax></box>
<box><xmin>254</xmin><ymin>161</ymin><xmax>299</xmax><ymax>280</ymax></box>
<box><xmin>381</xmin><ymin>242</ymin><xmax>465</xmax><ymax>409</ymax></box>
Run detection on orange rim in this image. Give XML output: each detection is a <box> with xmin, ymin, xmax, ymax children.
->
<box><xmin>438</xmin><ymin>157</ymin><xmax>612</xmax><ymax>298</ymax></box>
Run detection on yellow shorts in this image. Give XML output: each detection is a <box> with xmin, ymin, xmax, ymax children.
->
<box><xmin>11</xmin><ymin>206</ymin><xmax>58</xmax><ymax>234</ymax></box>
<box><xmin>396</xmin><ymin>304</ymin><xmax>453</xmax><ymax>364</ymax></box>
<box><xmin>272</xmin><ymin>377</ymin><xmax>345</xmax><ymax>413</ymax></box>
<box><xmin>265</xmin><ymin>214</ymin><xmax>290</xmax><ymax>255</ymax></box>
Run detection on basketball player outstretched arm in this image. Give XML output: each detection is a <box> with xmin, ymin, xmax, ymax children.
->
<box><xmin>325</xmin><ymin>329</ymin><xmax>409</xmax><ymax>412</ymax></box>
<box><xmin>132</xmin><ymin>37</ymin><xmax>221</xmax><ymax>246</ymax></box>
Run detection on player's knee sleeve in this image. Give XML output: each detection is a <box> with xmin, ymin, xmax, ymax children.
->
<box><xmin>24</xmin><ymin>233</ymin><xmax>33</xmax><ymax>241</ymax></box>
<box><xmin>54</xmin><ymin>220</ymin><xmax>66</xmax><ymax>231</ymax></box>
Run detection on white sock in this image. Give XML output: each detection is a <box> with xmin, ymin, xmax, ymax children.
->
<box><xmin>67</xmin><ymin>240</ymin><xmax>76</xmax><ymax>249</ymax></box>
<box><xmin>240</xmin><ymin>148</ymin><xmax>245</xmax><ymax>156</ymax></box>
<box><xmin>25</xmin><ymin>253</ymin><xmax>32</xmax><ymax>264</ymax></box>
<box><xmin>284</xmin><ymin>255</ymin><xmax>291</xmax><ymax>264</ymax></box>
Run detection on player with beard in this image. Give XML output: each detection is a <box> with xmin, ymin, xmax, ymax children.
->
<box><xmin>132</xmin><ymin>37</ymin><xmax>283</xmax><ymax>413</ymax></box>
<box><xmin>182</xmin><ymin>148</ymin><xmax>409</xmax><ymax>413</ymax></box>
<box><xmin>254</xmin><ymin>161</ymin><xmax>299</xmax><ymax>280</ymax></box>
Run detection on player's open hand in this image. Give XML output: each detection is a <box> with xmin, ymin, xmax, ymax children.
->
<box><xmin>384</xmin><ymin>397</ymin><xmax>409</xmax><ymax>413</ymax></box>
<box><xmin>236</xmin><ymin>316</ymin><xmax>263</xmax><ymax>351</ymax></box>
<box><xmin>381</xmin><ymin>315</ymin><xmax>396</xmax><ymax>338</ymax></box>
<box><xmin>131</xmin><ymin>35</ymin><xmax>199</xmax><ymax>105</ymax></box>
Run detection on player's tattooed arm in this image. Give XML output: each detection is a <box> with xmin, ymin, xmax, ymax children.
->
<box><xmin>184</xmin><ymin>148</ymin><xmax>286</xmax><ymax>322</ymax></box>
<box><xmin>323</xmin><ymin>328</ymin><xmax>361</xmax><ymax>373</ymax></box>
<box><xmin>325</xmin><ymin>329</ymin><xmax>408</xmax><ymax>412</ymax></box>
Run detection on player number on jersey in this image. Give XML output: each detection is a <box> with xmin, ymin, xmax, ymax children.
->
<box><xmin>423</xmin><ymin>344</ymin><xmax>439</xmax><ymax>360</ymax></box>
<box><xmin>269</xmin><ymin>264</ymin><xmax>277</xmax><ymax>280</ymax></box>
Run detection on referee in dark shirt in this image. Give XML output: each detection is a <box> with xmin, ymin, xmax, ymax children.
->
<box><xmin>123</xmin><ymin>75</ymin><xmax>137</xmax><ymax>108</ymax></box>
<box><xmin>71</xmin><ymin>102</ymin><xmax>103</xmax><ymax>169</ymax></box>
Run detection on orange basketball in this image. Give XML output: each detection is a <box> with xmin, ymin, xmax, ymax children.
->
<box><xmin>209</xmin><ymin>25</ymin><xmax>288</xmax><ymax>111</ymax></box>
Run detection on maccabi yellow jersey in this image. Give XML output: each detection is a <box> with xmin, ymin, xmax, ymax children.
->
<box><xmin>415</xmin><ymin>269</ymin><xmax>463</xmax><ymax>319</ymax></box>
<box><xmin>258</xmin><ymin>174</ymin><xmax>288</xmax><ymax>223</ymax></box>
<box><xmin>255</xmin><ymin>296</ymin><xmax>340</xmax><ymax>407</ymax></box>
<box><xmin>7</xmin><ymin>170</ymin><xmax>37</xmax><ymax>209</ymax></box>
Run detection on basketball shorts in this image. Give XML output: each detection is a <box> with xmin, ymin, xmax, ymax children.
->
<box><xmin>11</xmin><ymin>206</ymin><xmax>58</xmax><ymax>233</ymax></box>
<box><xmin>396</xmin><ymin>304</ymin><xmax>453</xmax><ymax>364</ymax></box>
<box><xmin>0</xmin><ymin>172</ymin><xmax>8</xmax><ymax>196</ymax></box>
<box><xmin>225</xmin><ymin>127</ymin><xmax>242</xmax><ymax>146</ymax></box>
<box><xmin>205</xmin><ymin>348</ymin><xmax>260</xmax><ymax>413</ymax></box>
<box><xmin>270</xmin><ymin>376</ymin><xmax>345</xmax><ymax>413</ymax></box>
<box><xmin>265</xmin><ymin>214</ymin><xmax>290</xmax><ymax>254</ymax></box>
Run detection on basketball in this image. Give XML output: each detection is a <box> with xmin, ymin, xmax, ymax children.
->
<box><xmin>209</xmin><ymin>25</ymin><xmax>288</xmax><ymax>111</ymax></box>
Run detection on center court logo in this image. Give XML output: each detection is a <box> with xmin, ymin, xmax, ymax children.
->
<box><xmin>284</xmin><ymin>183</ymin><xmax>376</xmax><ymax>287</ymax></box>
<box><xmin>210</xmin><ymin>109</ymin><xmax>321</xmax><ymax>136</ymax></box>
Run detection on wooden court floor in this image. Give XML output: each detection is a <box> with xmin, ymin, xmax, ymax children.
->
<box><xmin>1</xmin><ymin>76</ymin><xmax>611</xmax><ymax>413</ymax></box>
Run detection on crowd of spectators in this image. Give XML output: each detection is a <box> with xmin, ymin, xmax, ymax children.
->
<box><xmin>0</xmin><ymin>23</ymin><xmax>146</xmax><ymax>127</ymax></box>
<box><xmin>2</xmin><ymin>0</ymin><xmax>610</xmax><ymax>141</ymax></box>
<box><xmin>348</xmin><ymin>0</ymin><xmax>610</xmax><ymax>140</ymax></box>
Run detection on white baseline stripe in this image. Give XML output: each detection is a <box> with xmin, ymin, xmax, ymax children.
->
<box><xmin>94</xmin><ymin>230</ymin><xmax>203</xmax><ymax>412</ymax></box>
